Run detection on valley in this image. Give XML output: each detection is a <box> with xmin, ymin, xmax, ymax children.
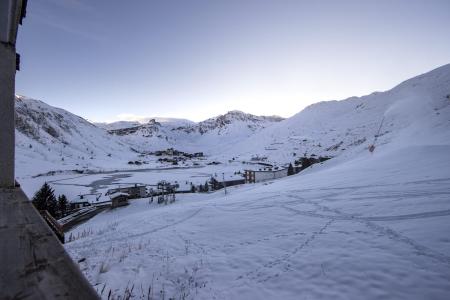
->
<box><xmin>15</xmin><ymin>64</ymin><xmax>450</xmax><ymax>300</ymax></box>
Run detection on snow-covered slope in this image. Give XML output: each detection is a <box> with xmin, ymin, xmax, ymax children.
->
<box><xmin>15</xmin><ymin>64</ymin><xmax>450</xmax><ymax>177</ymax></box>
<box><xmin>14</xmin><ymin>96</ymin><xmax>139</xmax><ymax>177</ymax></box>
<box><xmin>226</xmin><ymin>64</ymin><xmax>450</xmax><ymax>164</ymax></box>
<box><xmin>95</xmin><ymin>121</ymin><xmax>142</xmax><ymax>130</ymax></box>
<box><xmin>17</xmin><ymin>64</ymin><xmax>450</xmax><ymax>299</ymax></box>
<box><xmin>107</xmin><ymin>110</ymin><xmax>284</xmax><ymax>154</ymax></box>
<box><xmin>13</xmin><ymin>99</ymin><xmax>283</xmax><ymax>177</ymax></box>
<box><xmin>66</xmin><ymin>144</ymin><xmax>450</xmax><ymax>300</ymax></box>
<box><xmin>64</xmin><ymin>62</ymin><xmax>450</xmax><ymax>299</ymax></box>
<box><xmin>96</xmin><ymin>117</ymin><xmax>194</xmax><ymax>131</ymax></box>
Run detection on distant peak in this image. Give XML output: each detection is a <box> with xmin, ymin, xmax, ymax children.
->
<box><xmin>225</xmin><ymin>110</ymin><xmax>246</xmax><ymax>115</ymax></box>
<box><xmin>207</xmin><ymin>110</ymin><xmax>284</xmax><ymax>122</ymax></box>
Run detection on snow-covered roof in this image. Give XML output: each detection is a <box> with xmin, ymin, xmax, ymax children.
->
<box><xmin>245</xmin><ymin>168</ymin><xmax>286</xmax><ymax>173</ymax></box>
<box><xmin>212</xmin><ymin>173</ymin><xmax>244</xmax><ymax>181</ymax></box>
<box><xmin>109</xmin><ymin>192</ymin><xmax>129</xmax><ymax>199</ymax></box>
<box><xmin>70</xmin><ymin>199</ymin><xmax>90</xmax><ymax>204</ymax></box>
<box><xmin>70</xmin><ymin>194</ymin><xmax>99</xmax><ymax>204</ymax></box>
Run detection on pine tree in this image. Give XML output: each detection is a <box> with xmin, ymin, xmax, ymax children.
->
<box><xmin>300</xmin><ymin>157</ymin><xmax>312</xmax><ymax>171</ymax></box>
<box><xmin>58</xmin><ymin>194</ymin><xmax>68</xmax><ymax>217</ymax></box>
<box><xmin>204</xmin><ymin>181</ymin><xmax>209</xmax><ymax>192</ymax></box>
<box><xmin>32</xmin><ymin>182</ymin><xmax>57</xmax><ymax>217</ymax></box>
<box><xmin>287</xmin><ymin>163</ymin><xmax>294</xmax><ymax>176</ymax></box>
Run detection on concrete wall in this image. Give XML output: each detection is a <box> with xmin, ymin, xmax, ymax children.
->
<box><xmin>0</xmin><ymin>0</ymin><xmax>25</xmax><ymax>187</ymax></box>
<box><xmin>0</xmin><ymin>1</ymin><xmax>12</xmax><ymax>42</ymax></box>
<box><xmin>0</xmin><ymin>188</ymin><xmax>100</xmax><ymax>299</ymax></box>
<box><xmin>0</xmin><ymin>42</ymin><xmax>16</xmax><ymax>187</ymax></box>
<box><xmin>0</xmin><ymin>2</ymin><xmax>100</xmax><ymax>299</ymax></box>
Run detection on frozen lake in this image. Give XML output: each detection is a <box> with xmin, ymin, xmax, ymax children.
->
<box><xmin>19</xmin><ymin>162</ymin><xmax>247</xmax><ymax>202</ymax></box>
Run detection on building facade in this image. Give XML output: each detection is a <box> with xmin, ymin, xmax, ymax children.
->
<box><xmin>106</xmin><ymin>184</ymin><xmax>147</xmax><ymax>199</ymax></box>
<box><xmin>244</xmin><ymin>168</ymin><xmax>288</xmax><ymax>183</ymax></box>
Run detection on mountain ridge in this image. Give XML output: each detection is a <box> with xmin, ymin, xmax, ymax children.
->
<box><xmin>14</xmin><ymin>63</ymin><xmax>450</xmax><ymax>176</ymax></box>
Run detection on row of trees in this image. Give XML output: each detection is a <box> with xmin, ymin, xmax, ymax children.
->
<box><xmin>190</xmin><ymin>181</ymin><xmax>210</xmax><ymax>193</ymax></box>
<box><xmin>288</xmin><ymin>156</ymin><xmax>332</xmax><ymax>176</ymax></box>
<box><xmin>287</xmin><ymin>163</ymin><xmax>295</xmax><ymax>176</ymax></box>
<box><xmin>32</xmin><ymin>183</ymin><xmax>69</xmax><ymax>219</ymax></box>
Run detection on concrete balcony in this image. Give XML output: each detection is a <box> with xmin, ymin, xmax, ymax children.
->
<box><xmin>0</xmin><ymin>187</ymin><xmax>99</xmax><ymax>299</ymax></box>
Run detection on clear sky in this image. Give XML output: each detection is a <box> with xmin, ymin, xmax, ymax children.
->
<box><xmin>16</xmin><ymin>0</ymin><xmax>450</xmax><ymax>122</ymax></box>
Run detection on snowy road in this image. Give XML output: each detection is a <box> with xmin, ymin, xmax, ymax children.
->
<box><xmin>65</xmin><ymin>146</ymin><xmax>450</xmax><ymax>299</ymax></box>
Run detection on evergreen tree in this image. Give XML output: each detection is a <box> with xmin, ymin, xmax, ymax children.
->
<box><xmin>204</xmin><ymin>181</ymin><xmax>209</xmax><ymax>192</ymax></box>
<box><xmin>58</xmin><ymin>194</ymin><xmax>68</xmax><ymax>217</ymax></box>
<box><xmin>287</xmin><ymin>163</ymin><xmax>295</xmax><ymax>176</ymax></box>
<box><xmin>299</xmin><ymin>156</ymin><xmax>312</xmax><ymax>171</ymax></box>
<box><xmin>32</xmin><ymin>182</ymin><xmax>57</xmax><ymax>217</ymax></box>
<box><xmin>190</xmin><ymin>184</ymin><xmax>196</xmax><ymax>193</ymax></box>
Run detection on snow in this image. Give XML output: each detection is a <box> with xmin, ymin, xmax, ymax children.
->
<box><xmin>108</xmin><ymin>192</ymin><xmax>130</xmax><ymax>199</ymax></box>
<box><xmin>64</xmin><ymin>142</ymin><xmax>450</xmax><ymax>299</ymax></box>
<box><xmin>19</xmin><ymin>163</ymin><xmax>246</xmax><ymax>202</ymax></box>
<box><xmin>223</xmin><ymin>63</ymin><xmax>450</xmax><ymax>164</ymax></box>
<box><xmin>96</xmin><ymin>117</ymin><xmax>195</xmax><ymax>130</ymax></box>
<box><xmin>14</xmin><ymin>95</ymin><xmax>142</xmax><ymax>176</ymax></box>
<box><xmin>15</xmin><ymin>64</ymin><xmax>450</xmax><ymax>299</ymax></box>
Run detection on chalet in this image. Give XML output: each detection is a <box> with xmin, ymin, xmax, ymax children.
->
<box><xmin>69</xmin><ymin>199</ymin><xmax>91</xmax><ymax>210</ymax></box>
<box><xmin>106</xmin><ymin>184</ymin><xmax>147</xmax><ymax>199</ymax></box>
<box><xmin>244</xmin><ymin>168</ymin><xmax>288</xmax><ymax>183</ymax></box>
<box><xmin>69</xmin><ymin>194</ymin><xmax>100</xmax><ymax>210</ymax></box>
<box><xmin>110</xmin><ymin>192</ymin><xmax>129</xmax><ymax>208</ymax></box>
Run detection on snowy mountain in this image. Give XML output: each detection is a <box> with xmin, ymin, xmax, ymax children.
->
<box><xmin>13</xmin><ymin>98</ymin><xmax>283</xmax><ymax>176</ymax></box>
<box><xmin>95</xmin><ymin>117</ymin><xmax>194</xmax><ymax>131</ymax></box>
<box><xmin>14</xmin><ymin>96</ymin><xmax>139</xmax><ymax>177</ymax></box>
<box><xmin>105</xmin><ymin>110</ymin><xmax>284</xmax><ymax>153</ymax></box>
<box><xmin>226</xmin><ymin>64</ymin><xmax>450</xmax><ymax>164</ymax></box>
<box><xmin>16</xmin><ymin>64</ymin><xmax>450</xmax><ymax>299</ymax></box>
<box><xmin>14</xmin><ymin>64</ymin><xmax>450</xmax><ymax>177</ymax></box>
<box><xmin>95</xmin><ymin>121</ymin><xmax>142</xmax><ymax>131</ymax></box>
<box><xmin>175</xmin><ymin>110</ymin><xmax>284</xmax><ymax>135</ymax></box>
<box><xmin>63</xmin><ymin>65</ymin><xmax>450</xmax><ymax>300</ymax></box>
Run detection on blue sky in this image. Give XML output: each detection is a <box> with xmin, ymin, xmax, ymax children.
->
<box><xmin>16</xmin><ymin>0</ymin><xmax>450</xmax><ymax>122</ymax></box>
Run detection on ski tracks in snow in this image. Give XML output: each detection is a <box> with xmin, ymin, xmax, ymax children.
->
<box><xmin>282</xmin><ymin>194</ymin><xmax>450</xmax><ymax>265</ymax></box>
<box><xmin>232</xmin><ymin>219</ymin><xmax>335</xmax><ymax>287</ymax></box>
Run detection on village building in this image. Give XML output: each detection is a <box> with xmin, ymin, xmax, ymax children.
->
<box><xmin>110</xmin><ymin>192</ymin><xmax>130</xmax><ymax>208</ymax></box>
<box><xmin>244</xmin><ymin>168</ymin><xmax>288</xmax><ymax>183</ymax></box>
<box><xmin>210</xmin><ymin>177</ymin><xmax>245</xmax><ymax>190</ymax></box>
<box><xmin>69</xmin><ymin>198</ymin><xmax>91</xmax><ymax>210</ymax></box>
<box><xmin>210</xmin><ymin>173</ymin><xmax>245</xmax><ymax>190</ymax></box>
<box><xmin>69</xmin><ymin>193</ymin><xmax>101</xmax><ymax>210</ymax></box>
<box><xmin>106</xmin><ymin>184</ymin><xmax>147</xmax><ymax>199</ymax></box>
<box><xmin>155</xmin><ymin>148</ymin><xmax>204</xmax><ymax>159</ymax></box>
